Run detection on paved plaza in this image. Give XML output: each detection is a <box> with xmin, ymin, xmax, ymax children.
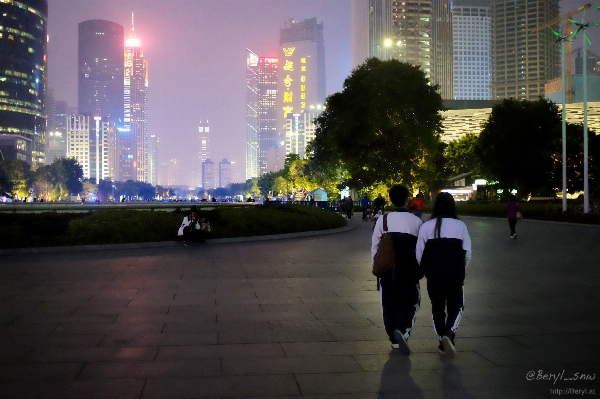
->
<box><xmin>0</xmin><ymin>215</ymin><xmax>599</xmax><ymax>398</ymax></box>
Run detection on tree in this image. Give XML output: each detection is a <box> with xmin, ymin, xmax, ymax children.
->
<box><xmin>309</xmin><ymin>58</ymin><xmax>444</xmax><ymax>189</ymax></box>
<box><xmin>476</xmin><ymin>98</ymin><xmax>561</xmax><ymax>196</ymax></box>
<box><xmin>549</xmin><ymin>123</ymin><xmax>600</xmax><ymax>195</ymax></box>
<box><xmin>0</xmin><ymin>163</ymin><xmax>12</xmax><ymax>197</ymax></box>
<box><xmin>54</xmin><ymin>157</ymin><xmax>83</xmax><ymax>195</ymax></box>
<box><xmin>1</xmin><ymin>160</ymin><xmax>30</xmax><ymax>199</ymax></box>
<box><xmin>444</xmin><ymin>132</ymin><xmax>480</xmax><ymax>176</ymax></box>
<box><xmin>97</xmin><ymin>179</ymin><xmax>114</xmax><ymax>201</ymax></box>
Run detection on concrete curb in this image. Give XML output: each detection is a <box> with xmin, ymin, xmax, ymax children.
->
<box><xmin>0</xmin><ymin>223</ymin><xmax>355</xmax><ymax>256</ymax></box>
<box><xmin>457</xmin><ymin>214</ymin><xmax>600</xmax><ymax>228</ymax></box>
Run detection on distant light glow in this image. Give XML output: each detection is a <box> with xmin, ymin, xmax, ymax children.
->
<box><xmin>126</xmin><ymin>38</ymin><xmax>141</xmax><ymax>47</ymax></box>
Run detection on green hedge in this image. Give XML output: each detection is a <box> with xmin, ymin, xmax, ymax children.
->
<box><xmin>0</xmin><ymin>205</ymin><xmax>347</xmax><ymax>249</ymax></box>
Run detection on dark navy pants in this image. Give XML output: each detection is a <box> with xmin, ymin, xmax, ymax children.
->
<box><xmin>379</xmin><ymin>280</ymin><xmax>420</xmax><ymax>343</ymax></box>
<box><xmin>426</xmin><ymin>278</ymin><xmax>464</xmax><ymax>340</ymax></box>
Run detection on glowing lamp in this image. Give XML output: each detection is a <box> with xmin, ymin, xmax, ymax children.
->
<box><xmin>126</xmin><ymin>38</ymin><xmax>141</xmax><ymax>47</ymax></box>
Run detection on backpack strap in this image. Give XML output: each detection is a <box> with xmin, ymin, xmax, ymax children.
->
<box><xmin>383</xmin><ymin>214</ymin><xmax>388</xmax><ymax>232</ymax></box>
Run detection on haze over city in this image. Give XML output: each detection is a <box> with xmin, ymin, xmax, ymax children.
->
<box><xmin>46</xmin><ymin>0</ymin><xmax>600</xmax><ymax>187</ymax></box>
<box><xmin>47</xmin><ymin>0</ymin><xmax>352</xmax><ymax>186</ymax></box>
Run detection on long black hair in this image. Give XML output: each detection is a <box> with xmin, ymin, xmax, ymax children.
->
<box><xmin>430</xmin><ymin>192</ymin><xmax>458</xmax><ymax>238</ymax></box>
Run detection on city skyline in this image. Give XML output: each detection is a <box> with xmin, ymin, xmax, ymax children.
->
<box><xmin>47</xmin><ymin>0</ymin><xmax>352</xmax><ymax>187</ymax></box>
<box><xmin>43</xmin><ymin>0</ymin><xmax>600</xmax><ymax>187</ymax></box>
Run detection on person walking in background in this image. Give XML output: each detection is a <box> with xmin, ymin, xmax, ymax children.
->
<box><xmin>345</xmin><ymin>196</ymin><xmax>354</xmax><ymax>219</ymax></box>
<box><xmin>410</xmin><ymin>193</ymin><xmax>426</xmax><ymax>220</ymax></box>
<box><xmin>506</xmin><ymin>195</ymin><xmax>520</xmax><ymax>239</ymax></box>
<box><xmin>371</xmin><ymin>185</ymin><xmax>423</xmax><ymax>355</ymax></box>
<box><xmin>416</xmin><ymin>192</ymin><xmax>471</xmax><ymax>359</ymax></box>
<box><xmin>360</xmin><ymin>193</ymin><xmax>371</xmax><ymax>221</ymax></box>
<box><xmin>373</xmin><ymin>193</ymin><xmax>386</xmax><ymax>214</ymax></box>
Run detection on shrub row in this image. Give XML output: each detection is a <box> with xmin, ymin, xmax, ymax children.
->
<box><xmin>0</xmin><ymin>205</ymin><xmax>347</xmax><ymax>249</ymax></box>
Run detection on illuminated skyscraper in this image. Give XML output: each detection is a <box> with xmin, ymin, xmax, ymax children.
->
<box><xmin>147</xmin><ymin>134</ymin><xmax>159</xmax><ymax>186</ymax></box>
<box><xmin>0</xmin><ymin>0</ymin><xmax>47</xmax><ymax>167</ymax></box>
<box><xmin>369</xmin><ymin>0</ymin><xmax>393</xmax><ymax>60</ymax></box>
<box><xmin>78</xmin><ymin>20</ymin><xmax>124</xmax><ymax>126</ymax></box>
<box><xmin>391</xmin><ymin>1</ymin><xmax>432</xmax><ymax>78</ymax></box>
<box><xmin>78</xmin><ymin>20</ymin><xmax>126</xmax><ymax>181</ymax></box>
<box><xmin>278</xmin><ymin>18</ymin><xmax>325</xmax><ymax>172</ymax></box>
<box><xmin>201</xmin><ymin>158</ymin><xmax>216</xmax><ymax>189</ymax></box>
<box><xmin>219</xmin><ymin>158</ymin><xmax>232</xmax><ymax>188</ymax></box>
<box><xmin>453</xmin><ymin>1</ymin><xmax>491</xmax><ymax>100</ymax></box>
<box><xmin>491</xmin><ymin>0</ymin><xmax>559</xmax><ymax>100</ymax></box>
<box><xmin>432</xmin><ymin>0</ymin><xmax>453</xmax><ymax>99</ymax></box>
<box><xmin>66</xmin><ymin>115</ymin><xmax>91</xmax><ymax>179</ymax></box>
<box><xmin>124</xmin><ymin>14</ymin><xmax>148</xmax><ymax>182</ymax></box>
<box><xmin>247</xmin><ymin>49</ymin><xmax>279</xmax><ymax>177</ymax></box>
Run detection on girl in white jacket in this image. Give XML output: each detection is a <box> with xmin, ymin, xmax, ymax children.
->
<box><xmin>416</xmin><ymin>192</ymin><xmax>471</xmax><ymax>359</ymax></box>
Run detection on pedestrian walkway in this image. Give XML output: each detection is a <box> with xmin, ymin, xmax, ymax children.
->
<box><xmin>0</xmin><ymin>215</ymin><xmax>598</xmax><ymax>398</ymax></box>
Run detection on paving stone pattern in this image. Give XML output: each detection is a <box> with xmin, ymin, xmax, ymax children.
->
<box><xmin>0</xmin><ymin>216</ymin><xmax>599</xmax><ymax>398</ymax></box>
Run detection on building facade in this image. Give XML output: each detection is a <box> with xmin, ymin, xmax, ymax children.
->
<box><xmin>452</xmin><ymin>1</ymin><xmax>492</xmax><ymax>100</ymax></box>
<box><xmin>432</xmin><ymin>0</ymin><xmax>453</xmax><ymax>99</ymax></box>
<box><xmin>0</xmin><ymin>135</ymin><xmax>32</xmax><ymax>165</ymax></box>
<box><xmin>284</xmin><ymin>105</ymin><xmax>322</xmax><ymax>160</ymax></box>
<box><xmin>277</xmin><ymin>18</ymin><xmax>325</xmax><ymax>172</ymax></box>
<box><xmin>369</xmin><ymin>0</ymin><xmax>393</xmax><ymax>60</ymax></box>
<box><xmin>0</xmin><ymin>0</ymin><xmax>48</xmax><ymax>168</ymax></box>
<box><xmin>391</xmin><ymin>0</ymin><xmax>432</xmax><ymax>78</ymax></box>
<box><xmin>124</xmin><ymin>18</ymin><xmax>148</xmax><ymax>182</ymax></box>
<box><xmin>147</xmin><ymin>134</ymin><xmax>159</xmax><ymax>186</ymax></box>
<box><xmin>201</xmin><ymin>158</ymin><xmax>216</xmax><ymax>190</ymax></box>
<box><xmin>78</xmin><ymin>20</ymin><xmax>124</xmax><ymax>126</ymax></box>
<box><xmin>218</xmin><ymin>158</ymin><xmax>232</xmax><ymax>188</ymax></box>
<box><xmin>66</xmin><ymin>115</ymin><xmax>91</xmax><ymax>179</ymax></box>
<box><xmin>491</xmin><ymin>0</ymin><xmax>560</xmax><ymax>100</ymax></box>
<box><xmin>246</xmin><ymin>50</ymin><xmax>279</xmax><ymax>177</ymax></box>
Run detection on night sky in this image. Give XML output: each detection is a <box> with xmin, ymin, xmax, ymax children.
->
<box><xmin>47</xmin><ymin>0</ymin><xmax>352</xmax><ymax>186</ymax></box>
<box><xmin>47</xmin><ymin>0</ymin><xmax>599</xmax><ymax>186</ymax></box>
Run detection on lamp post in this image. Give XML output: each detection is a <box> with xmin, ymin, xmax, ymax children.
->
<box><xmin>548</xmin><ymin>27</ymin><xmax>569</xmax><ymax>211</ymax></box>
<box><xmin>569</xmin><ymin>10</ymin><xmax>596</xmax><ymax>214</ymax></box>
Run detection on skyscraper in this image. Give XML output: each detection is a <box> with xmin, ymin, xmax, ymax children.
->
<box><xmin>201</xmin><ymin>158</ymin><xmax>216</xmax><ymax>189</ymax></box>
<box><xmin>246</xmin><ymin>50</ymin><xmax>259</xmax><ymax>180</ymax></box>
<box><xmin>218</xmin><ymin>158</ymin><xmax>232</xmax><ymax>188</ymax></box>
<box><xmin>66</xmin><ymin>115</ymin><xmax>91</xmax><ymax>179</ymax></box>
<box><xmin>453</xmin><ymin>0</ymin><xmax>491</xmax><ymax>100</ymax></box>
<box><xmin>0</xmin><ymin>0</ymin><xmax>47</xmax><ymax>167</ymax></box>
<box><xmin>124</xmin><ymin>15</ymin><xmax>148</xmax><ymax>182</ymax></box>
<box><xmin>147</xmin><ymin>134</ymin><xmax>159</xmax><ymax>186</ymax></box>
<box><xmin>78</xmin><ymin>20</ymin><xmax>126</xmax><ymax>181</ymax></box>
<box><xmin>391</xmin><ymin>1</ymin><xmax>432</xmax><ymax>78</ymax></box>
<box><xmin>247</xmin><ymin>50</ymin><xmax>279</xmax><ymax>177</ymax></box>
<box><xmin>278</xmin><ymin>18</ymin><xmax>325</xmax><ymax>171</ymax></box>
<box><xmin>432</xmin><ymin>0</ymin><xmax>453</xmax><ymax>99</ymax></box>
<box><xmin>369</xmin><ymin>0</ymin><xmax>393</xmax><ymax>60</ymax></box>
<box><xmin>78</xmin><ymin>20</ymin><xmax>124</xmax><ymax>126</ymax></box>
<box><xmin>491</xmin><ymin>0</ymin><xmax>560</xmax><ymax>100</ymax></box>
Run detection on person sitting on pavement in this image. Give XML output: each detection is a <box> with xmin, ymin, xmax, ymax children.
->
<box><xmin>178</xmin><ymin>205</ymin><xmax>202</xmax><ymax>246</ymax></box>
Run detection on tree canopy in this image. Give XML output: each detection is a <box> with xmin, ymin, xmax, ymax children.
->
<box><xmin>308</xmin><ymin>57</ymin><xmax>444</xmax><ymax>190</ymax></box>
<box><xmin>444</xmin><ymin>132</ymin><xmax>480</xmax><ymax>176</ymax></box>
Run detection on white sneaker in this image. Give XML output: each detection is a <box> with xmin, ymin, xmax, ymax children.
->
<box><xmin>441</xmin><ymin>335</ymin><xmax>456</xmax><ymax>359</ymax></box>
<box><xmin>393</xmin><ymin>330</ymin><xmax>411</xmax><ymax>356</ymax></box>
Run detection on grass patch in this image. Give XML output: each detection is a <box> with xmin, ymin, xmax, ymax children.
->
<box><xmin>0</xmin><ymin>205</ymin><xmax>347</xmax><ymax>249</ymax></box>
